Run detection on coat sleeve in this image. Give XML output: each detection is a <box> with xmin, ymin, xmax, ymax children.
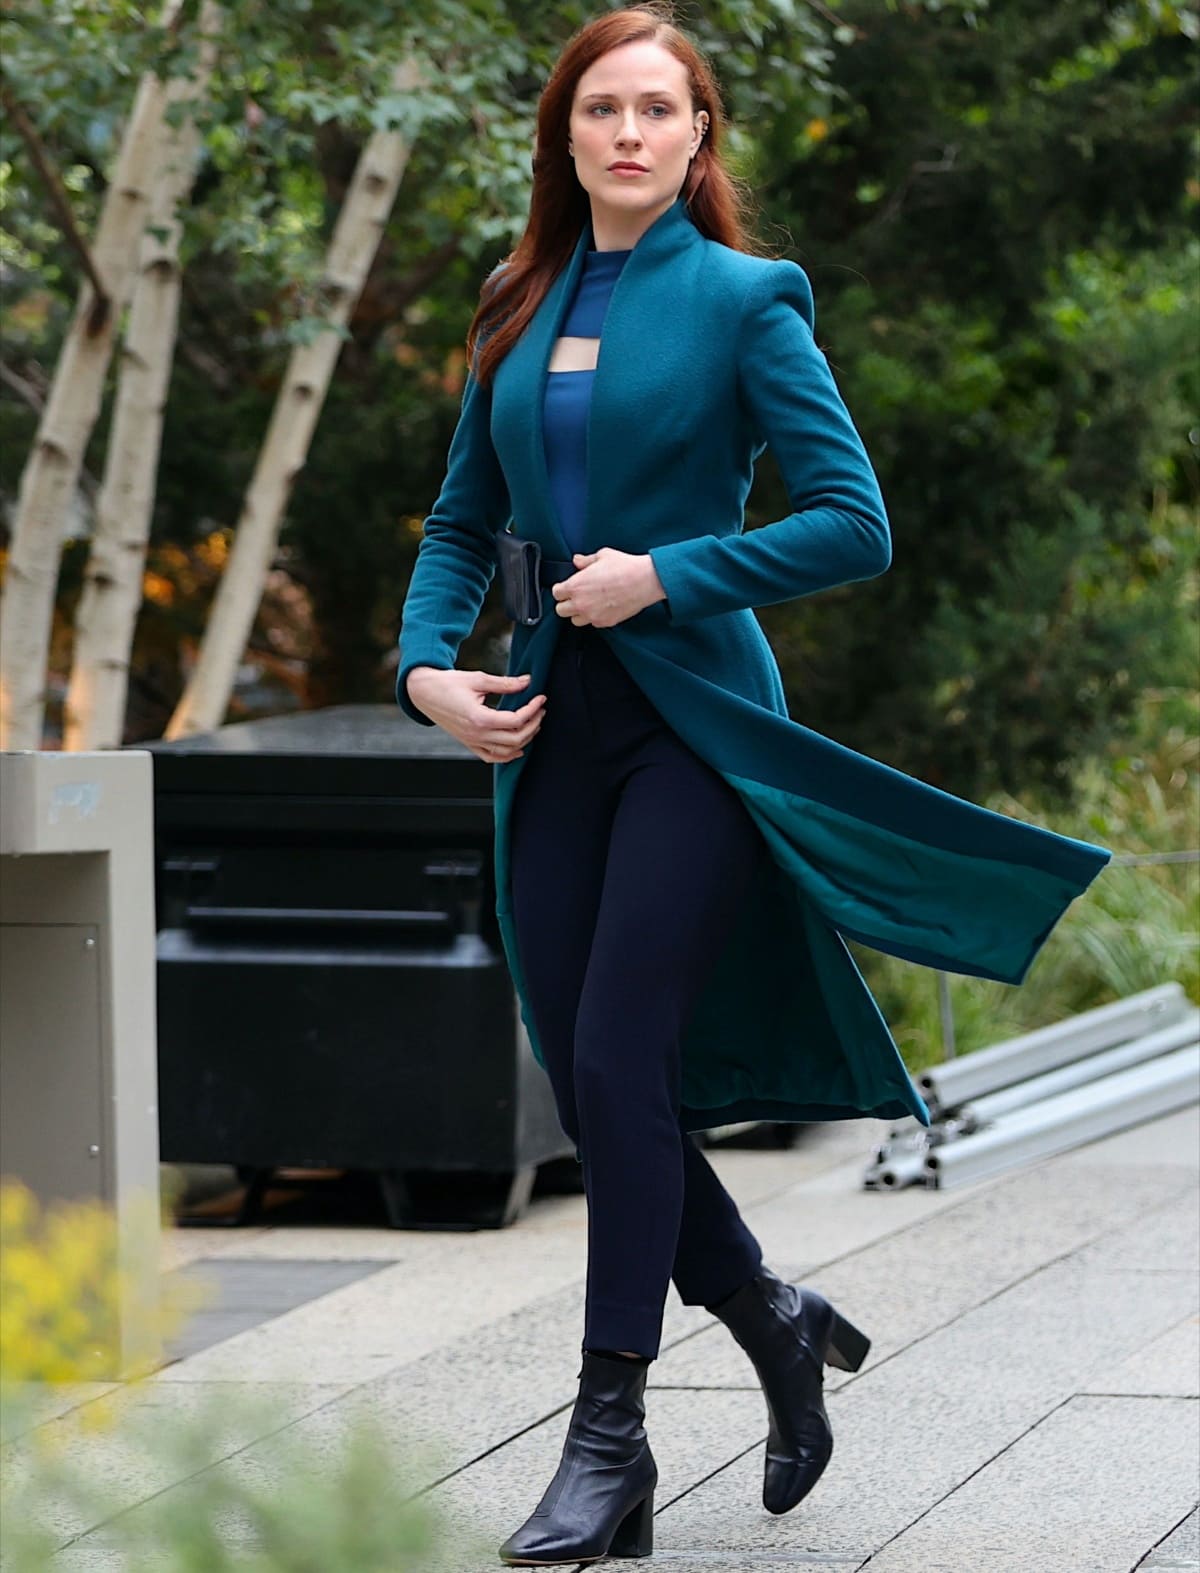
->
<box><xmin>647</xmin><ymin>259</ymin><xmax>891</xmax><ymax>626</ymax></box>
<box><xmin>395</xmin><ymin>354</ymin><xmax>512</xmax><ymax>725</ymax></box>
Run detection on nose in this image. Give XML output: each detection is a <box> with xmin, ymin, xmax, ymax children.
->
<box><xmin>614</xmin><ymin>108</ymin><xmax>643</xmax><ymax>148</ymax></box>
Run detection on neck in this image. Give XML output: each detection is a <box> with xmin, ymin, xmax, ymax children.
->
<box><xmin>588</xmin><ymin>191</ymin><xmax>682</xmax><ymax>253</ymax></box>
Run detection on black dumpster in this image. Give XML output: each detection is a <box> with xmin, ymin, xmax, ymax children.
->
<box><xmin>146</xmin><ymin>704</ymin><xmax>575</xmax><ymax>1228</ymax></box>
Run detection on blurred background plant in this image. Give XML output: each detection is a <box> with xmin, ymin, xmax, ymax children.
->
<box><xmin>856</xmin><ymin>696</ymin><xmax>1200</xmax><ymax>1075</ymax></box>
<box><xmin>0</xmin><ymin>1180</ymin><xmax>468</xmax><ymax>1570</ymax></box>
<box><xmin>0</xmin><ymin>1175</ymin><xmax>202</xmax><ymax>1387</ymax></box>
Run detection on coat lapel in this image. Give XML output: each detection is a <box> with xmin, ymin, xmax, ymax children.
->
<box><xmin>499</xmin><ymin>195</ymin><xmax>702</xmax><ymax>559</ymax></box>
<box><xmin>505</xmin><ymin>224</ymin><xmax>589</xmax><ymax>561</ymax></box>
<box><xmin>582</xmin><ymin>196</ymin><xmax>701</xmax><ymax>554</ymax></box>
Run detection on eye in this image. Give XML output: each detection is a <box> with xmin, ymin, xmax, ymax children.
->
<box><xmin>647</xmin><ymin>104</ymin><xmax>670</xmax><ymax>117</ymax></box>
<box><xmin>588</xmin><ymin>104</ymin><xmax>613</xmax><ymax>115</ymax></box>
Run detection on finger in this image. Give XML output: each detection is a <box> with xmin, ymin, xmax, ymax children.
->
<box><xmin>486</xmin><ymin>706</ymin><xmax>544</xmax><ymax>741</ymax></box>
<box><xmin>480</xmin><ymin>688</ymin><xmax>545</xmax><ymax>718</ymax></box>
<box><xmin>476</xmin><ymin>673</ymin><xmax>533</xmax><ymax>693</ymax></box>
<box><xmin>502</xmin><ymin>713</ymin><xmax>545</xmax><ymax>746</ymax></box>
<box><xmin>506</xmin><ymin>694</ymin><xmax>547</xmax><ymax>721</ymax></box>
<box><xmin>482</xmin><ymin>704</ymin><xmax>543</xmax><ymax>734</ymax></box>
<box><xmin>553</xmin><ymin>567</ymin><xmax>588</xmax><ymax>594</ymax></box>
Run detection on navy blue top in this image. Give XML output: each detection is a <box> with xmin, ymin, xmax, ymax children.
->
<box><xmin>543</xmin><ymin>247</ymin><xmax>631</xmax><ymax>554</ymax></box>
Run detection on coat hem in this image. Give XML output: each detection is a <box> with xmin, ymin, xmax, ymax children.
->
<box><xmin>679</xmin><ymin>1095</ymin><xmax>930</xmax><ymax>1131</ymax></box>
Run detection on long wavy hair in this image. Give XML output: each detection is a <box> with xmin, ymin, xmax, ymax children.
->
<box><xmin>466</xmin><ymin>2</ymin><xmax>764</xmax><ymax>388</ymax></box>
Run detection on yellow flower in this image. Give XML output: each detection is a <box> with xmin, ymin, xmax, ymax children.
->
<box><xmin>0</xmin><ymin>1181</ymin><xmax>187</xmax><ymax>1385</ymax></box>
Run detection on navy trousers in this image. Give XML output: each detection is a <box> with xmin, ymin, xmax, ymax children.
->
<box><xmin>509</xmin><ymin>620</ymin><xmax>766</xmax><ymax>1360</ymax></box>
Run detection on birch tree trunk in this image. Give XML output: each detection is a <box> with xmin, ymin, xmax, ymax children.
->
<box><xmin>165</xmin><ymin>58</ymin><xmax>422</xmax><ymax>740</ymax></box>
<box><xmin>63</xmin><ymin>4</ymin><xmax>222</xmax><ymax>752</ymax></box>
<box><xmin>0</xmin><ymin>0</ymin><xmax>185</xmax><ymax>751</ymax></box>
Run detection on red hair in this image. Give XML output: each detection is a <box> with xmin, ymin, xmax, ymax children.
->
<box><xmin>467</xmin><ymin>2</ymin><xmax>765</xmax><ymax>388</ymax></box>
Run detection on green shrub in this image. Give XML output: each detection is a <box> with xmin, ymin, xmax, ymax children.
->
<box><xmin>0</xmin><ymin>1183</ymin><xmax>471</xmax><ymax>1570</ymax></box>
<box><xmin>858</xmin><ymin>714</ymin><xmax>1199</xmax><ymax>1075</ymax></box>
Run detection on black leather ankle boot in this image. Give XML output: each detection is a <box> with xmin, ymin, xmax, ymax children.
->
<box><xmin>497</xmin><ymin>1350</ymin><xmax>657</xmax><ymax>1565</ymax></box>
<box><xmin>707</xmin><ymin>1265</ymin><xmax>871</xmax><ymax>1515</ymax></box>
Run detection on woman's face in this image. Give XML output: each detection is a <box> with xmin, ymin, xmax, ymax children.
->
<box><xmin>568</xmin><ymin>40</ymin><xmax>707</xmax><ymax>231</ymax></box>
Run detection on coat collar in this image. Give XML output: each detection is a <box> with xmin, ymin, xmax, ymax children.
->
<box><xmin>515</xmin><ymin>194</ymin><xmax>703</xmax><ymax>559</ymax></box>
<box><xmin>556</xmin><ymin>192</ymin><xmax>703</xmax><ymax>324</ymax></box>
<box><xmin>575</xmin><ymin>190</ymin><xmax>703</xmax><ymax>272</ymax></box>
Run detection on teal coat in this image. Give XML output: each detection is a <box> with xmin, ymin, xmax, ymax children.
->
<box><xmin>397</xmin><ymin>194</ymin><xmax>1110</xmax><ymax>1132</ymax></box>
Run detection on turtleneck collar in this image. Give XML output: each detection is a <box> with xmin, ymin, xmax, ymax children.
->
<box><xmin>584</xmin><ymin>245</ymin><xmax>632</xmax><ymax>265</ymax></box>
<box><xmin>580</xmin><ymin>194</ymin><xmax>700</xmax><ymax>266</ymax></box>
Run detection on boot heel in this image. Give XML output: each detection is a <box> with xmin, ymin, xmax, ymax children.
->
<box><xmin>826</xmin><ymin>1308</ymin><xmax>871</xmax><ymax>1372</ymax></box>
<box><xmin>608</xmin><ymin>1492</ymin><xmax>654</xmax><ymax>1558</ymax></box>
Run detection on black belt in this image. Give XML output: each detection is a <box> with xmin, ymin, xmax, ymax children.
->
<box><xmin>538</xmin><ymin>557</ymin><xmax>576</xmax><ymax>588</ymax></box>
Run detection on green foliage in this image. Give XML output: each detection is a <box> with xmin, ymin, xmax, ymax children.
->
<box><xmin>2</xmin><ymin>1382</ymin><xmax>460</xmax><ymax>1570</ymax></box>
<box><xmin>0</xmin><ymin>1181</ymin><xmax>463</xmax><ymax>1570</ymax></box>
<box><xmin>858</xmin><ymin>703</ymin><xmax>1200</xmax><ymax>1075</ymax></box>
<box><xmin>753</xmin><ymin>0</ymin><xmax>1197</xmax><ymax>799</ymax></box>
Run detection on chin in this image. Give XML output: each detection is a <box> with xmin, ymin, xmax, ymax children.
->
<box><xmin>591</xmin><ymin>183</ymin><xmax>673</xmax><ymax>210</ymax></box>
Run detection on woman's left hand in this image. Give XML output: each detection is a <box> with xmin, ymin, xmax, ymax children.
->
<box><xmin>551</xmin><ymin>549</ymin><xmax>667</xmax><ymax>628</ymax></box>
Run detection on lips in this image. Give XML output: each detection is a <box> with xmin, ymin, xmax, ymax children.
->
<box><xmin>609</xmin><ymin>163</ymin><xmax>648</xmax><ymax>173</ymax></box>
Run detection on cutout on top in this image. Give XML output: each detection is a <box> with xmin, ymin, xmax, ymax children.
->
<box><xmin>549</xmin><ymin>336</ymin><xmax>600</xmax><ymax>373</ymax></box>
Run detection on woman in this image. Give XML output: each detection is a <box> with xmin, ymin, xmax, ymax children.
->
<box><xmin>397</xmin><ymin>5</ymin><xmax>1110</xmax><ymax>1564</ymax></box>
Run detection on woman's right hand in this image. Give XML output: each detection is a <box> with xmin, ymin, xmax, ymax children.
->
<box><xmin>405</xmin><ymin>667</ymin><xmax>547</xmax><ymax>764</ymax></box>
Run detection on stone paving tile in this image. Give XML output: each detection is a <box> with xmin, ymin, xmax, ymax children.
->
<box><xmin>147</xmin><ymin>1131</ymin><xmax>974</xmax><ymax>1393</ymax></box>
<box><xmin>46</xmin><ymin>1553</ymin><xmax>129</xmax><ymax>1571</ymax></box>
<box><xmin>101</xmin><ymin>1176</ymin><xmax>996</xmax><ymax>1516</ymax></box>
<box><xmin>140</xmin><ymin>1281</ymin><xmax>605</xmax><ymax>1507</ymax></box>
<box><xmin>68</xmin><ymin>1386</ymin><xmax>770</xmax><ymax>1571</ymax></box>
<box><xmin>1080</xmin><ymin>1311</ymin><xmax>1200</xmax><ymax>1399</ymax></box>
<box><xmin>1073</xmin><ymin>1181</ymin><xmax>1200</xmax><ymax>1273</ymax></box>
<box><xmin>862</xmin><ymin>1394</ymin><xmax>1200</xmax><ymax>1573</ymax></box>
<box><xmin>1054</xmin><ymin>1105</ymin><xmax>1199</xmax><ymax>1171</ymax></box>
<box><xmin>1</xmin><ymin>1381</ymin><xmax>353</xmax><ymax>1552</ymax></box>
<box><xmin>162</xmin><ymin>1256</ymin><xmax>393</xmax><ymax>1361</ymax></box>
<box><xmin>167</xmin><ymin>1256</ymin><xmax>390</xmax><ymax>1313</ymax></box>
<box><xmin>654</xmin><ymin>1159</ymin><xmax>1195</xmax><ymax>1394</ymax></box>
<box><xmin>187</xmin><ymin>1199</ymin><xmax>580</xmax><ymax>1262</ymax></box>
<box><xmin>158</xmin><ymin>1221</ymin><xmax>273</xmax><ymax>1271</ymax></box>
<box><xmin>1139</xmin><ymin>1507</ymin><xmax>1200</xmax><ymax>1569</ymax></box>
<box><xmin>695</xmin><ymin>1123</ymin><xmax>896</xmax><ymax>1211</ymax></box>
<box><xmin>647</xmin><ymin>1555</ymin><xmax>866</xmax><ymax>1566</ymax></box>
<box><xmin>149</xmin><ymin>1238</ymin><xmax>590</xmax><ymax>1386</ymax></box>
<box><xmin>729</xmin><ymin>1175</ymin><xmax>972</xmax><ymax>1285</ymax></box>
<box><xmin>156</xmin><ymin>1123</ymin><xmax>883</xmax><ymax>1268</ymax></box>
<box><xmin>605</xmin><ymin>1558</ymin><xmax>863</xmax><ymax>1569</ymax></box>
<box><xmin>56</xmin><ymin>1278</ymin><xmax>711</xmax><ymax>1562</ymax></box>
<box><xmin>649</xmin><ymin>1259</ymin><xmax>1198</xmax><ymax>1560</ymax></box>
<box><xmin>0</xmin><ymin>1384</ymin><xmax>118</xmax><ymax>1446</ymax></box>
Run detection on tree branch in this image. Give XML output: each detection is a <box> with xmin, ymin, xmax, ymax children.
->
<box><xmin>0</xmin><ymin>77</ymin><xmax>112</xmax><ymax>333</ymax></box>
<box><xmin>0</xmin><ymin>359</ymin><xmax>101</xmax><ymax>503</ymax></box>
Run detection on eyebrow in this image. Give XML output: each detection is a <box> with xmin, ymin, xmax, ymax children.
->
<box><xmin>580</xmin><ymin>89</ymin><xmax>681</xmax><ymax>102</ymax></box>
